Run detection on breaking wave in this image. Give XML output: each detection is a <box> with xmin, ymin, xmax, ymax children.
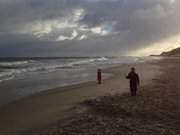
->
<box><xmin>0</xmin><ymin>60</ymin><xmax>32</xmax><ymax>67</ymax></box>
<box><xmin>0</xmin><ymin>57</ymin><xmax>109</xmax><ymax>83</ymax></box>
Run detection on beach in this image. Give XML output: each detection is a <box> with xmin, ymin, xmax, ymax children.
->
<box><xmin>1</xmin><ymin>0</ymin><xmax>180</xmax><ymax>134</ymax></box>
<box><xmin>0</xmin><ymin>59</ymin><xmax>163</xmax><ymax>135</ymax></box>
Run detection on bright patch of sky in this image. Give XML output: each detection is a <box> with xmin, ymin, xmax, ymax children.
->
<box><xmin>20</xmin><ymin>9</ymin><xmax>84</xmax><ymax>38</ymax></box>
<box><xmin>169</xmin><ymin>0</ymin><xmax>175</xmax><ymax>4</ymax></box>
<box><xmin>56</xmin><ymin>30</ymin><xmax>78</xmax><ymax>41</ymax></box>
<box><xmin>20</xmin><ymin>8</ymin><xmax>116</xmax><ymax>41</ymax></box>
<box><xmin>129</xmin><ymin>35</ymin><xmax>180</xmax><ymax>56</ymax></box>
<box><xmin>78</xmin><ymin>35</ymin><xmax>87</xmax><ymax>40</ymax></box>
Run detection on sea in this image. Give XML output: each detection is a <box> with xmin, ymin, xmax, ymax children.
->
<box><xmin>0</xmin><ymin>56</ymin><xmax>161</xmax><ymax>106</ymax></box>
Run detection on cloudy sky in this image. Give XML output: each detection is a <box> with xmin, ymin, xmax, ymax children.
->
<box><xmin>0</xmin><ymin>0</ymin><xmax>180</xmax><ymax>57</ymax></box>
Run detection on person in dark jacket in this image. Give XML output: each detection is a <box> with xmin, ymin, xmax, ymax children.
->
<box><xmin>126</xmin><ymin>67</ymin><xmax>140</xmax><ymax>96</ymax></box>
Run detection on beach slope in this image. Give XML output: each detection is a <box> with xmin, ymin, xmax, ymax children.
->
<box><xmin>0</xmin><ymin>61</ymin><xmax>161</xmax><ymax>135</ymax></box>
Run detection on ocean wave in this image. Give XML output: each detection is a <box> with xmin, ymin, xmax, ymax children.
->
<box><xmin>69</xmin><ymin>57</ymin><xmax>108</xmax><ymax>66</ymax></box>
<box><xmin>50</xmin><ymin>57</ymin><xmax>108</xmax><ymax>70</ymax></box>
<box><xmin>0</xmin><ymin>76</ymin><xmax>15</xmax><ymax>83</ymax></box>
<box><xmin>96</xmin><ymin>57</ymin><xmax>109</xmax><ymax>61</ymax></box>
<box><xmin>0</xmin><ymin>57</ymin><xmax>110</xmax><ymax>83</ymax></box>
<box><xmin>0</xmin><ymin>60</ymin><xmax>34</xmax><ymax>67</ymax></box>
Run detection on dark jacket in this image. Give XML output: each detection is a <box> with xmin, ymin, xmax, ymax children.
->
<box><xmin>126</xmin><ymin>71</ymin><xmax>140</xmax><ymax>87</ymax></box>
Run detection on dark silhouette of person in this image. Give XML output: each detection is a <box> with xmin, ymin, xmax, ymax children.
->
<box><xmin>126</xmin><ymin>67</ymin><xmax>140</xmax><ymax>96</ymax></box>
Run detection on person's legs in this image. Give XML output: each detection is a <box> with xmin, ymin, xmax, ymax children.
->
<box><xmin>130</xmin><ymin>89</ymin><xmax>133</xmax><ymax>96</ymax></box>
<box><xmin>130</xmin><ymin>85</ymin><xmax>136</xmax><ymax>96</ymax></box>
<box><xmin>134</xmin><ymin>86</ymin><xmax>137</xmax><ymax>96</ymax></box>
<box><xmin>132</xmin><ymin>85</ymin><xmax>137</xmax><ymax>96</ymax></box>
<box><xmin>130</xmin><ymin>87</ymin><xmax>134</xmax><ymax>96</ymax></box>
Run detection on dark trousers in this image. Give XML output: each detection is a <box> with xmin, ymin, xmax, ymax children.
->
<box><xmin>130</xmin><ymin>85</ymin><xmax>137</xmax><ymax>96</ymax></box>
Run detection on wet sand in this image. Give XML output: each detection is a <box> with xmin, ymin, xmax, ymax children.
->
<box><xmin>0</xmin><ymin>61</ymin><xmax>161</xmax><ymax>135</ymax></box>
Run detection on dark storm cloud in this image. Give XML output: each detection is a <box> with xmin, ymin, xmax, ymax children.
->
<box><xmin>0</xmin><ymin>0</ymin><xmax>180</xmax><ymax>56</ymax></box>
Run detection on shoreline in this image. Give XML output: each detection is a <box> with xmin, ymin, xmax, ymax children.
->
<box><xmin>0</xmin><ymin>60</ymin><xmax>162</xmax><ymax>135</ymax></box>
<box><xmin>0</xmin><ymin>56</ymin><xmax>160</xmax><ymax>106</ymax></box>
<box><xmin>34</xmin><ymin>57</ymin><xmax>180</xmax><ymax>135</ymax></box>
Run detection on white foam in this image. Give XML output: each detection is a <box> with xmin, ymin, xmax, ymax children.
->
<box><xmin>0</xmin><ymin>60</ymin><xmax>33</xmax><ymax>67</ymax></box>
<box><xmin>0</xmin><ymin>57</ymin><xmax>109</xmax><ymax>83</ymax></box>
<box><xmin>68</xmin><ymin>57</ymin><xmax>108</xmax><ymax>66</ymax></box>
<box><xmin>96</xmin><ymin>57</ymin><xmax>108</xmax><ymax>61</ymax></box>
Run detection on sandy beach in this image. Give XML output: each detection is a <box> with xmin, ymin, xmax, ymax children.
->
<box><xmin>2</xmin><ymin>0</ymin><xmax>180</xmax><ymax>134</ymax></box>
<box><xmin>0</xmin><ymin>60</ymin><xmax>162</xmax><ymax>135</ymax></box>
<box><xmin>42</xmin><ymin>57</ymin><xmax>180</xmax><ymax>135</ymax></box>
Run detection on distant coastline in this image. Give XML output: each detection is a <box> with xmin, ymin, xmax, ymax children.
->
<box><xmin>150</xmin><ymin>47</ymin><xmax>180</xmax><ymax>57</ymax></box>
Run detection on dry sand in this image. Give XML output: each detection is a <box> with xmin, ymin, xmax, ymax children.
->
<box><xmin>33</xmin><ymin>57</ymin><xmax>180</xmax><ymax>135</ymax></box>
<box><xmin>0</xmin><ymin>60</ymin><xmax>161</xmax><ymax>135</ymax></box>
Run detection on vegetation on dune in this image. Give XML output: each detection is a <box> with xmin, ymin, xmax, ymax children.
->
<box><xmin>161</xmin><ymin>47</ymin><xmax>180</xmax><ymax>56</ymax></box>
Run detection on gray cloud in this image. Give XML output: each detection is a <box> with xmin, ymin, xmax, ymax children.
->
<box><xmin>0</xmin><ymin>0</ymin><xmax>180</xmax><ymax>56</ymax></box>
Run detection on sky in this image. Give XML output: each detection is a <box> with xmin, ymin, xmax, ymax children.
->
<box><xmin>0</xmin><ymin>0</ymin><xmax>180</xmax><ymax>57</ymax></box>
